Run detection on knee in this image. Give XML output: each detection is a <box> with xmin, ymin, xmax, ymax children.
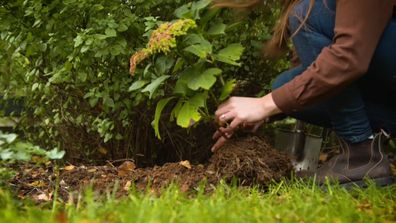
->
<box><xmin>288</xmin><ymin>0</ymin><xmax>312</xmax><ymax>34</ymax></box>
<box><xmin>288</xmin><ymin>0</ymin><xmax>336</xmax><ymax>35</ymax></box>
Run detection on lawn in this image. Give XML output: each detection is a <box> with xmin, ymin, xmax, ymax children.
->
<box><xmin>1</xmin><ymin>180</ymin><xmax>395</xmax><ymax>223</ymax></box>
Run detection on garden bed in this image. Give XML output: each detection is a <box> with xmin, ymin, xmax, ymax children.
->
<box><xmin>9</xmin><ymin>136</ymin><xmax>293</xmax><ymax>202</ymax></box>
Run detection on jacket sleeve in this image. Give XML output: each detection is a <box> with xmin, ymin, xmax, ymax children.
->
<box><xmin>272</xmin><ymin>0</ymin><xmax>394</xmax><ymax>113</ymax></box>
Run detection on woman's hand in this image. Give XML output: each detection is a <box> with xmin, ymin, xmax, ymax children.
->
<box><xmin>211</xmin><ymin>93</ymin><xmax>281</xmax><ymax>152</ymax></box>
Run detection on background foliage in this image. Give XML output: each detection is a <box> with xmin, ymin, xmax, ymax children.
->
<box><xmin>0</xmin><ymin>0</ymin><xmax>289</xmax><ymax>165</ymax></box>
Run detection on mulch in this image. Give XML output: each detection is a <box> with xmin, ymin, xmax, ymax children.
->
<box><xmin>8</xmin><ymin>136</ymin><xmax>293</xmax><ymax>202</ymax></box>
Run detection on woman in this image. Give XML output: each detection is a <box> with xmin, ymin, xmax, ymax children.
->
<box><xmin>212</xmin><ymin>0</ymin><xmax>396</xmax><ymax>187</ymax></box>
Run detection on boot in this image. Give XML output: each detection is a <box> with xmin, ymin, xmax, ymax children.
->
<box><xmin>300</xmin><ymin>133</ymin><xmax>395</xmax><ymax>188</ymax></box>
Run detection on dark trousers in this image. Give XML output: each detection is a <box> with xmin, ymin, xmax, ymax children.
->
<box><xmin>272</xmin><ymin>0</ymin><xmax>396</xmax><ymax>143</ymax></box>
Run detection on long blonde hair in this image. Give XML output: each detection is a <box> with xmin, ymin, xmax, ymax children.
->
<box><xmin>212</xmin><ymin>0</ymin><xmax>315</xmax><ymax>56</ymax></box>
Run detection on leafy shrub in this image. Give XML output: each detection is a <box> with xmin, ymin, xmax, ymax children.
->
<box><xmin>1</xmin><ymin>0</ymin><xmax>168</xmax><ymax>164</ymax></box>
<box><xmin>129</xmin><ymin>1</ymin><xmax>246</xmax><ymax>139</ymax></box>
<box><xmin>0</xmin><ymin>0</ymin><xmax>287</xmax><ymax>164</ymax></box>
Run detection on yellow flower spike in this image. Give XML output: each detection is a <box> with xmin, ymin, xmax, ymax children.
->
<box><xmin>129</xmin><ymin>19</ymin><xmax>197</xmax><ymax>76</ymax></box>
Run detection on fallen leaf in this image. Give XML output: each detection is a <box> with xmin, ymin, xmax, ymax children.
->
<box><xmin>36</xmin><ymin>193</ymin><xmax>51</xmax><ymax>201</ymax></box>
<box><xmin>391</xmin><ymin>164</ymin><xmax>396</xmax><ymax>176</ymax></box>
<box><xmin>319</xmin><ymin>153</ymin><xmax>328</xmax><ymax>162</ymax></box>
<box><xmin>124</xmin><ymin>181</ymin><xmax>132</xmax><ymax>191</ymax></box>
<box><xmin>98</xmin><ymin>147</ymin><xmax>108</xmax><ymax>155</ymax></box>
<box><xmin>27</xmin><ymin>180</ymin><xmax>46</xmax><ymax>188</ymax></box>
<box><xmin>118</xmin><ymin>161</ymin><xmax>136</xmax><ymax>177</ymax></box>
<box><xmin>64</xmin><ymin>165</ymin><xmax>76</xmax><ymax>171</ymax></box>
<box><xmin>357</xmin><ymin>200</ymin><xmax>372</xmax><ymax>212</ymax></box>
<box><xmin>87</xmin><ymin>168</ymin><xmax>97</xmax><ymax>173</ymax></box>
<box><xmin>60</xmin><ymin>180</ymin><xmax>68</xmax><ymax>188</ymax></box>
<box><xmin>206</xmin><ymin>170</ymin><xmax>215</xmax><ymax>175</ymax></box>
<box><xmin>180</xmin><ymin>160</ymin><xmax>192</xmax><ymax>169</ymax></box>
<box><xmin>31</xmin><ymin>156</ymin><xmax>47</xmax><ymax>164</ymax></box>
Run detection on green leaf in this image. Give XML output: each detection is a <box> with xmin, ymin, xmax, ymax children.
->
<box><xmin>89</xmin><ymin>97</ymin><xmax>99</xmax><ymax>108</ymax></box>
<box><xmin>14</xmin><ymin>151</ymin><xmax>31</xmax><ymax>161</ymax></box>
<box><xmin>129</xmin><ymin>80</ymin><xmax>149</xmax><ymax>92</ymax></box>
<box><xmin>103</xmin><ymin>97</ymin><xmax>115</xmax><ymax>108</ymax></box>
<box><xmin>207</xmin><ymin>23</ymin><xmax>226</xmax><ymax>35</ymax></box>
<box><xmin>176</xmin><ymin>93</ymin><xmax>207</xmax><ymax>128</ymax></box>
<box><xmin>184</xmin><ymin>45</ymin><xmax>210</xmax><ymax>59</ymax></box>
<box><xmin>219</xmin><ymin>79</ymin><xmax>237</xmax><ymax>101</ymax></box>
<box><xmin>3</xmin><ymin>133</ymin><xmax>17</xmax><ymax>144</ymax></box>
<box><xmin>74</xmin><ymin>35</ymin><xmax>84</xmax><ymax>47</ymax></box>
<box><xmin>105</xmin><ymin>28</ymin><xmax>117</xmax><ymax>37</ymax></box>
<box><xmin>183</xmin><ymin>34</ymin><xmax>212</xmax><ymax>58</ymax></box>
<box><xmin>172</xmin><ymin>58</ymin><xmax>185</xmax><ymax>74</ymax></box>
<box><xmin>78</xmin><ymin>72</ymin><xmax>87</xmax><ymax>82</ymax></box>
<box><xmin>175</xmin><ymin>5</ymin><xmax>193</xmax><ymax>19</ymax></box>
<box><xmin>175</xmin><ymin>0</ymin><xmax>211</xmax><ymax>19</ymax></box>
<box><xmin>142</xmin><ymin>75</ymin><xmax>170</xmax><ymax>99</ymax></box>
<box><xmin>170</xmin><ymin>99</ymin><xmax>184</xmax><ymax>122</ymax></box>
<box><xmin>214</xmin><ymin>43</ymin><xmax>244</xmax><ymax>66</ymax></box>
<box><xmin>176</xmin><ymin>100</ymin><xmax>202</xmax><ymax>128</ymax></box>
<box><xmin>152</xmin><ymin>97</ymin><xmax>174</xmax><ymax>139</ymax></box>
<box><xmin>201</xmin><ymin>8</ymin><xmax>221</xmax><ymax>27</ymax></box>
<box><xmin>155</xmin><ymin>56</ymin><xmax>175</xmax><ymax>75</ymax></box>
<box><xmin>173</xmin><ymin>65</ymin><xmax>199</xmax><ymax>96</ymax></box>
<box><xmin>46</xmin><ymin>148</ymin><xmax>65</xmax><ymax>160</ymax></box>
<box><xmin>187</xmin><ymin>68</ymin><xmax>222</xmax><ymax>90</ymax></box>
<box><xmin>173</xmin><ymin>79</ymin><xmax>189</xmax><ymax>96</ymax></box>
<box><xmin>190</xmin><ymin>92</ymin><xmax>208</xmax><ymax>108</ymax></box>
<box><xmin>191</xmin><ymin>0</ymin><xmax>212</xmax><ymax>19</ymax></box>
<box><xmin>0</xmin><ymin>150</ymin><xmax>13</xmax><ymax>160</ymax></box>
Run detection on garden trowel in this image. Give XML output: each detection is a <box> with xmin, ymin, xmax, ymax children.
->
<box><xmin>274</xmin><ymin>121</ymin><xmax>323</xmax><ymax>171</ymax></box>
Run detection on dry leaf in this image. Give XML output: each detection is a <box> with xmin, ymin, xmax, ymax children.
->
<box><xmin>36</xmin><ymin>193</ymin><xmax>51</xmax><ymax>201</ymax></box>
<box><xmin>64</xmin><ymin>165</ymin><xmax>76</xmax><ymax>171</ymax></box>
<box><xmin>118</xmin><ymin>161</ymin><xmax>136</xmax><ymax>177</ymax></box>
<box><xmin>98</xmin><ymin>147</ymin><xmax>108</xmax><ymax>155</ymax></box>
<box><xmin>87</xmin><ymin>168</ymin><xmax>97</xmax><ymax>173</ymax></box>
<box><xmin>319</xmin><ymin>153</ymin><xmax>328</xmax><ymax>162</ymax></box>
<box><xmin>357</xmin><ymin>200</ymin><xmax>372</xmax><ymax>212</ymax></box>
<box><xmin>180</xmin><ymin>160</ymin><xmax>192</xmax><ymax>169</ymax></box>
<box><xmin>391</xmin><ymin>164</ymin><xmax>396</xmax><ymax>175</ymax></box>
<box><xmin>27</xmin><ymin>180</ymin><xmax>46</xmax><ymax>188</ymax></box>
<box><xmin>124</xmin><ymin>181</ymin><xmax>132</xmax><ymax>191</ymax></box>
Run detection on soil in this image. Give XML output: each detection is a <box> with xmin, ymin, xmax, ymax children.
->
<box><xmin>8</xmin><ymin>136</ymin><xmax>293</xmax><ymax>202</ymax></box>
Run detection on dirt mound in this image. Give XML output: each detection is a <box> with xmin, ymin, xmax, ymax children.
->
<box><xmin>208</xmin><ymin>136</ymin><xmax>293</xmax><ymax>186</ymax></box>
<box><xmin>10</xmin><ymin>136</ymin><xmax>293</xmax><ymax>201</ymax></box>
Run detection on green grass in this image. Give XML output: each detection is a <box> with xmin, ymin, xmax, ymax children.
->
<box><xmin>1</xmin><ymin>180</ymin><xmax>395</xmax><ymax>223</ymax></box>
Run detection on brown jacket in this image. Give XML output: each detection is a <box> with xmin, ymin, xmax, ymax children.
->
<box><xmin>272</xmin><ymin>0</ymin><xmax>396</xmax><ymax>113</ymax></box>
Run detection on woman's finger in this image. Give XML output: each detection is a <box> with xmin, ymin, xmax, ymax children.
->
<box><xmin>215</xmin><ymin>102</ymin><xmax>232</xmax><ymax>119</ymax></box>
<box><xmin>211</xmin><ymin>133</ymin><xmax>233</xmax><ymax>152</ymax></box>
<box><xmin>252</xmin><ymin>120</ymin><xmax>264</xmax><ymax>132</ymax></box>
<box><xmin>212</xmin><ymin>127</ymin><xmax>232</xmax><ymax>140</ymax></box>
<box><xmin>212</xmin><ymin>130</ymin><xmax>222</xmax><ymax>140</ymax></box>
<box><xmin>221</xmin><ymin>117</ymin><xmax>243</xmax><ymax>133</ymax></box>
<box><xmin>217</xmin><ymin>111</ymin><xmax>237</xmax><ymax>126</ymax></box>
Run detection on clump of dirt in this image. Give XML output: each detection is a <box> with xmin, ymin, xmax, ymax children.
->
<box><xmin>10</xmin><ymin>136</ymin><xmax>293</xmax><ymax>202</ymax></box>
<box><xmin>208</xmin><ymin>136</ymin><xmax>293</xmax><ymax>186</ymax></box>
